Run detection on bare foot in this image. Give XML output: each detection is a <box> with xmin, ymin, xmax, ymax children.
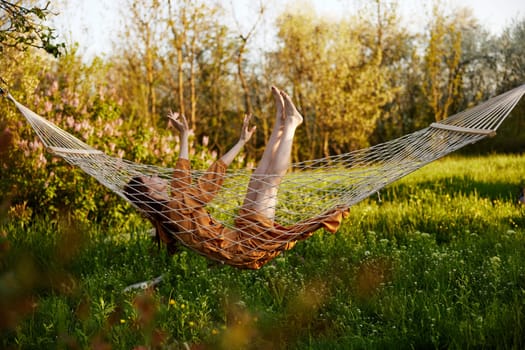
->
<box><xmin>271</xmin><ymin>86</ymin><xmax>285</xmax><ymax>126</ymax></box>
<box><xmin>280</xmin><ymin>90</ymin><xmax>303</xmax><ymax>127</ymax></box>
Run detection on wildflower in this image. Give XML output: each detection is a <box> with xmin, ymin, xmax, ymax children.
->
<box><xmin>120</xmin><ymin>319</ymin><xmax>126</xmax><ymax>324</ymax></box>
<box><xmin>50</xmin><ymin>80</ymin><xmax>59</xmax><ymax>94</ymax></box>
<box><xmin>38</xmin><ymin>153</ymin><xmax>47</xmax><ymax>167</ymax></box>
<box><xmin>44</xmin><ymin>100</ymin><xmax>53</xmax><ymax>113</ymax></box>
<box><xmin>169</xmin><ymin>299</ymin><xmax>176</xmax><ymax>306</ymax></box>
<box><xmin>490</xmin><ymin>256</ymin><xmax>501</xmax><ymax>268</ymax></box>
<box><xmin>64</xmin><ymin>116</ymin><xmax>74</xmax><ymax>129</ymax></box>
<box><xmin>103</xmin><ymin>124</ymin><xmax>114</xmax><ymax>135</ymax></box>
<box><xmin>29</xmin><ymin>140</ymin><xmax>41</xmax><ymax>151</ymax></box>
<box><xmin>211</xmin><ymin>329</ymin><xmax>219</xmax><ymax>335</ymax></box>
<box><xmin>189</xmin><ymin>321</ymin><xmax>195</xmax><ymax>327</ymax></box>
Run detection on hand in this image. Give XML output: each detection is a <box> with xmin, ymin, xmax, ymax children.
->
<box><xmin>167</xmin><ymin>111</ymin><xmax>189</xmax><ymax>134</ymax></box>
<box><xmin>239</xmin><ymin>114</ymin><xmax>256</xmax><ymax>143</ymax></box>
<box><xmin>220</xmin><ymin>114</ymin><xmax>256</xmax><ymax>166</ymax></box>
<box><xmin>168</xmin><ymin>111</ymin><xmax>190</xmax><ymax>159</ymax></box>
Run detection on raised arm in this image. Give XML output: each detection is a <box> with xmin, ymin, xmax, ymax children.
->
<box><xmin>220</xmin><ymin>114</ymin><xmax>256</xmax><ymax>167</ymax></box>
<box><xmin>167</xmin><ymin>111</ymin><xmax>190</xmax><ymax>160</ymax></box>
<box><xmin>167</xmin><ymin>111</ymin><xmax>192</xmax><ymax>188</ymax></box>
<box><xmin>190</xmin><ymin>115</ymin><xmax>255</xmax><ymax>204</ymax></box>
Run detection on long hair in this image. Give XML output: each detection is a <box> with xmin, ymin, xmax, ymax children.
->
<box><xmin>123</xmin><ymin>176</ymin><xmax>165</xmax><ymax>215</ymax></box>
<box><xmin>123</xmin><ymin>176</ymin><xmax>181</xmax><ymax>253</ymax></box>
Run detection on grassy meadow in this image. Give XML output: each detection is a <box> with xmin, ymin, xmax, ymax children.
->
<box><xmin>1</xmin><ymin>154</ymin><xmax>525</xmax><ymax>349</ymax></box>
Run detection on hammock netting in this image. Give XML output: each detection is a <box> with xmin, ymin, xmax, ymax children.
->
<box><xmin>3</xmin><ymin>84</ymin><xmax>525</xmax><ymax>268</ymax></box>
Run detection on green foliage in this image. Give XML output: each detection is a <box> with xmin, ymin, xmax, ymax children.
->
<box><xmin>1</xmin><ymin>6</ymin><xmax>525</xmax><ymax>346</ymax></box>
<box><xmin>0</xmin><ymin>48</ymin><xmax>218</xmax><ymax>225</ymax></box>
<box><xmin>423</xmin><ymin>4</ymin><xmax>463</xmax><ymax>122</ymax></box>
<box><xmin>273</xmin><ymin>4</ymin><xmax>397</xmax><ymax>157</ymax></box>
<box><xmin>498</xmin><ymin>18</ymin><xmax>525</xmax><ymax>90</ymax></box>
<box><xmin>0</xmin><ymin>0</ymin><xmax>65</xmax><ymax>57</ymax></box>
<box><xmin>1</xmin><ymin>155</ymin><xmax>525</xmax><ymax>349</ymax></box>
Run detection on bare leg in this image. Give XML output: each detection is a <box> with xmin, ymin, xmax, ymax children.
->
<box><xmin>242</xmin><ymin>86</ymin><xmax>285</xmax><ymax>208</ymax></box>
<box><xmin>264</xmin><ymin>90</ymin><xmax>303</xmax><ymax>177</ymax></box>
<box><xmin>242</xmin><ymin>88</ymin><xmax>303</xmax><ymax>220</ymax></box>
<box><xmin>253</xmin><ymin>91</ymin><xmax>303</xmax><ymax>219</ymax></box>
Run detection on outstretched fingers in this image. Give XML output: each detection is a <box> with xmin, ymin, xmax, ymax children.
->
<box><xmin>167</xmin><ymin>110</ymin><xmax>189</xmax><ymax>134</ymax></box>
<box><xmin>241</xmin><ymin>114</ymin><xmax>257</xmax><ymax>143</ymax></box>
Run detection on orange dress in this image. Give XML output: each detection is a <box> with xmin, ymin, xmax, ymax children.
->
<box><xmin>150</xmin><ymin>158</ymin><xmax>349</xmax><ymax>269</ymax></box>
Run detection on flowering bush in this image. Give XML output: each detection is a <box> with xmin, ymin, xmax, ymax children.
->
<box><xmin>0</xmin><ymin>50</ymin><xmax>219</xmax><ymax>226</ymax></box>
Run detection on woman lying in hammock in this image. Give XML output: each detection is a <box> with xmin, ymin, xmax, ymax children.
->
<box><xmin>123</xmin><ymin>87</ymin><xmax>348</xmax><ymax>269</ymax></box>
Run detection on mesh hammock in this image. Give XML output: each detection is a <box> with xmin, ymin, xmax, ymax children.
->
<box><xmin>3</xmin><ymin>84</ymin><xmax>525</xmax><ymax>269</ymax></box>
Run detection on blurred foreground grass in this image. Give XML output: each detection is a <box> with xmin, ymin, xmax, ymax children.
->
<box><xmin>1</xmin><ymin>154</ymin><xmax>525</xmax><ymax>349</ymax></box>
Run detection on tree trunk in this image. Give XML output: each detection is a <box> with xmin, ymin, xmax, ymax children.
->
<box><xmin>177</xmin><ymin>48</ymin><xmax>185</xmax><ymax>117</ymax></box>
<box><xmin>237</xmin><ymin>41</ymin><xmax>252</xmax><ymax>115</ymax></box>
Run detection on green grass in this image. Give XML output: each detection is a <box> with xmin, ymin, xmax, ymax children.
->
<box><xmin>1</xmin><ymin>154</ymin><xmax>525</xmax><ymax>349</ymax></box>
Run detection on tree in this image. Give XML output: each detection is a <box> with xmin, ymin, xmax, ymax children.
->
<box><xmin>422</xmin><ymin>4</ymin><xmax>463</xmax><ymax>122</ymax></box>
<box><xmin>273</xmin><ymin>3</ymin><xmax>395</xmax><ymax>158</ymax></box>
<box><xmin>165</xmin><ymin>0</ymin><xmax>227</xmax><ymax>129</ymax></box>
<box><xmin>357</xmin><ymin>0</ymin><xmax>417</xmax><ymax>142</ymax></box>
<box><xmin>163</xmin><ymin>0</ymin><xmax>244</xmax><ymax>152</ymax></box>
<box><xmin>113</xmin><ymin>0</ymin><xmax>250</xmax><ymax>159</ymax></box>
<box><xmin>451</xmin><ymin>7</ymin><xmax>498</xmax><ymax>107</ymax></box>
<box><xmin>497</xmin><ymin>18</ymin><xmax>525</xmax><ymax>92</ymax></box>
<box><xmin>273</xmin><ymin>6</ymin><xmax>333</xmax><ymax>158</ymax></box>
<box><xmin>488</xmin><ymin>18</ymin><xmax>525</xmax><ymax>152</ymax></box>
<box><xmin>114</xmin><ymin>0</ymin><xmax>165</xmax><ymax>125</ymax></box>
<box><xmin>230</xmin><ymin>0</ymin><xmax>265</xmax><ymax>116</ymax></box>
<box><xmin>0</xmin><ymin>0</ymin><xmax>64</xmax><ymax>57</ymax></box>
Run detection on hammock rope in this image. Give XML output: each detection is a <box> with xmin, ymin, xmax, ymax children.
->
<box><xmin>3</xmin><ymin>84</ymin><xmax>525</xmax><ymax>268</ymax></box>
